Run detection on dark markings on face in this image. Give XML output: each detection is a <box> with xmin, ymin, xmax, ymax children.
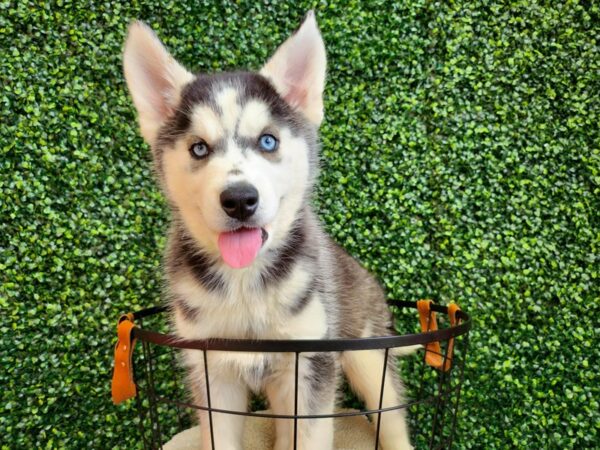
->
<box><xmin>186</xmin><ymin>137</ymin><xmax>227</xmax><ymax>171</ymax></box>
<box><xmin>154</xmin><ymin>72</ymin><xmax>317</xmax><ymax>166</ymax></box>
<box><xmin>234</xmin><ymin>135</ymin><xmax>283</xmax><ymax>163</ymax></box>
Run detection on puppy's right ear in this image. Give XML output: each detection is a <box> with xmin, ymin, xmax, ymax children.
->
<box><xmin>123</xmin><ymin>22</ymin><xmax>193</xmax><ymax>145</ymax></box>
<box><xmin>260</xmin><ymin>11</ymin><xmax>326</xmax><ymax>126</ymax></box>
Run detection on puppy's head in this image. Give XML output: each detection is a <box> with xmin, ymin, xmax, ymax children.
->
<box><xmin>123</xmin><ymin>12</ymin><xmax>326</xmax><ymax>269</ymax></box>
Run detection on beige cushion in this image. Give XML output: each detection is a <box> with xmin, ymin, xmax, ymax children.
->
<box><xmin>164</xmin><ymin>409</ymin><xmax>377</xmax><ymax>450</ymax></box>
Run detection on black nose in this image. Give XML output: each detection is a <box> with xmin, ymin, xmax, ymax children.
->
<box><xmin>220</xmin><ymin>183</ymin><xmax>259</xmax><ymax>221</ymax></box>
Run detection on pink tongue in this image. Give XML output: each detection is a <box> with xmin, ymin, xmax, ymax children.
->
<box><xmin>218</xmin><ymin>228</ymin><xmax>263</xmax><ymax>268</ymax></box>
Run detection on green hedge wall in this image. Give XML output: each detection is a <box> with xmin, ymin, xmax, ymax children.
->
<box><xmin>1</xmin><ymin>1</ymin><xmax>598</xmax><ymax>448</ymax></box>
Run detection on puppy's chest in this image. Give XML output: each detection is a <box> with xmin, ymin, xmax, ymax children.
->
<box><xmin>174</xmin><ymin>292</ymin><xmax>276</xmax><ymax>340</ymax></box>
<box><xmin>171</xmin><ymin>274</ymin><xmax>328</xmax><ymax>341</ymax></box>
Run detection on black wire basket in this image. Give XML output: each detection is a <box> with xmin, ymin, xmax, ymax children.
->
<box><xmin>112</xmin><ymin>300</ymin><xmax>471</xmax><ymax>450</ymax></box>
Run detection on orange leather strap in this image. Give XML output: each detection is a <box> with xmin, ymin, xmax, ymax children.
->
<box><xmin>111</xmin><ymin>313</ymin><xmax>137</xmax><ymax>404</ymax></box>
<box><xmin>417</xmin><ymin>300</ymin><xmax>461</xmax><ymax>371</ymax></box>
<box><xmin>443</xmin><ymin>303</ymin><xmax>461</xmax><ymax>371</ymax></box>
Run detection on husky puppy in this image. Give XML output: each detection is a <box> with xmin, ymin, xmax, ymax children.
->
<box><xmin>123</xmin><ymin>11</ymin><xmax>413</xmax><ymax>450</ymax></box>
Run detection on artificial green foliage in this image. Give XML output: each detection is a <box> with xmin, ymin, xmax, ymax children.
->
<box><xmin>1</xmin><ymin>1</ymin><xmax>598</xmax><ymax>448</ymax></box>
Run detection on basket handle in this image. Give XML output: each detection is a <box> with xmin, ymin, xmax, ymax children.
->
<box><xmin>417</xmin><ymin>300</ymin><xmax>461</xmax><ymax>371</ymax></box>
<box><xmin>111</xmin><ymin>313</ymin><xmax>137</xmax><ymax>404</ymax></box>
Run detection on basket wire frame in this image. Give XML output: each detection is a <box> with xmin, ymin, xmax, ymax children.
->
<box><xmin>128</xmin><ymin>301</ymin><xmax>470</xmax><ymax>450</ymax></box>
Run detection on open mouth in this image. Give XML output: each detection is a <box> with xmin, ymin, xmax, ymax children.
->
<box><xmin>217</xmin><ymin>227</ymin><xmax>269</xmax><ymax>269</ymax></box>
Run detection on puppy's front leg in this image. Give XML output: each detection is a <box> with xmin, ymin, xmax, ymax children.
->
<box><xmin>188</xmin><ymin>354</ymin><xmax>249</xmax><ymax>450</ymax></box>
<box><xmin>266</xmin><ymin>353</ymin><xmax>337</xmax><ymax>450</ymax></box>
<box><xmin>341</xmin><ymin>349</ymin><xmax>413</xmax><ymax>450</ymax></box>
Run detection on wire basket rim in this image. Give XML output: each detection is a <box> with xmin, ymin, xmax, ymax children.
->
<box><xmin>129</xmin><ymin>300</ymin><xmax>471</xmax><ymax>352</ymax></box>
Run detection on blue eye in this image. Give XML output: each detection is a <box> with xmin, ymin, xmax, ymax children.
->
<box><xmin>190</xmin><ymin>141</ymin><xmax>209</xmax><ymax>159</ymax></box>
<box><xmin>258</xmin><ymin>134</ymin><xmax>278</xmax><ymax>152</ymax></box>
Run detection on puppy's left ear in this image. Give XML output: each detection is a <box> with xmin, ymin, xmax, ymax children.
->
<box><xmin>260</xmin><ymin>11</ymin><xmax>327</xmax><ymax>126</ymax></box>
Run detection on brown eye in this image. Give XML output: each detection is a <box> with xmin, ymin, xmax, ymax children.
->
<box><xmin>189</xmin><ymin>141</ymin><xmax>209</xmax><ymax>159</ymax></box>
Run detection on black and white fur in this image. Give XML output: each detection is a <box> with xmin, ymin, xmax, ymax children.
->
<box><xmin>123</xmin><ymin>11</ymin><xmax>413</xmax><ymax>450</ymax></box>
